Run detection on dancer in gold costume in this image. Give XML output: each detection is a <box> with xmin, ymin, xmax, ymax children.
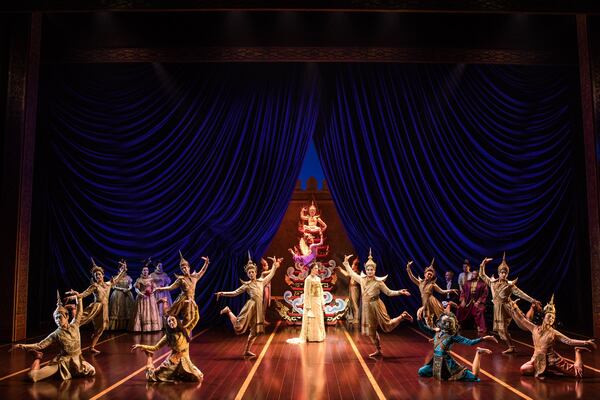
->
<box><xmin>342</xmin><ymin>251</ymin><xmax>412</xmax><ymax>357</ymax></box>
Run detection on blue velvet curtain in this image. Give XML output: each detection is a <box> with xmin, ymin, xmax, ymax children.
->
<box><xmin>33</xmin><ymin>63</ymin><xmax>318</xmax><ymax>327</ymax></box>
<box><xmin>315</xmin><ymin>64</ymin><xmax>585</xmax><ymax>316</ymax></box>
<box><xmin>31</xmin><ymin>63</ymin><xmax>587</xmax><ymax>331</ymax></box>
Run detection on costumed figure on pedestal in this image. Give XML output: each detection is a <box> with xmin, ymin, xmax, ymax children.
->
<box><xmin>108</xmin><ymin>268</ymin><xmax>134</xmax><ymax>331</ymax></box>
<box><xmin>456</xmin><ymin>269</ymin><xmax>488</xmax><ymax>334</ymax></box>
<box><xmin>67</xmin><ymin>258</ymin><xmax>127</xmax><ymax>354</ymax></box>
<box><xmin>417</xmin><ymin>307</ymin><xmax>497</xmax><ymax>381</ymax></box>
<box><xmin>151</xmin><ymin>262</ymin><xmax>172</xmax><ymax>318</ymax></box>
<box><xmin>479</xmin><ymin>255</ymin><xmax>541</xmax><ymax>354</ymax></box>
<box><xmin>154</xmin><ymin>251</ymin><xmax>209</xmax><ymax>332</ymax></box>
<box><xmin>131</xmin><ymin>265</ymin><xmax>162</xmax><ymax>332</ymax></box>
<box><xmin>406</xmin><ymin>259</ymin><xmax>459</xmax><ymax>329</ymax></box>
<box><xmin>342</xmin><ymin>251</ymin><xmax>412</xmax><ymax>357</ymax></box>
<box><xmin>131</xmin><ymin>314</ymin><xmax>203</xmax><ymax>383</ymax></box>
<box><xmin>10</xmin><ymin>291</ymin><xmax>96</xmax><ymax>382</ymax></box>
<box><xmin>299</xmin><ymin>201</ymin><xmax>327</xmax><ymax>235</ymax></box>
<box><xmin>216</xmin><ymin>253</ymin><xmax>281</xmax><ymax>357</ymax></box>
<box><xmin>510</xmin><ymin>295</ymin><xmax>596</xmax><ymax>379</ymax></box>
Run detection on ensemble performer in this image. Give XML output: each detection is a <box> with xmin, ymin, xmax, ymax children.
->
<box><xmin>456</xmin><ymin>269</ymin><xmax>488</xmax><ymax>334</ymax></box>
<box><xmin>342</xmin><ymin>251</ymin><xmax>412</xmax><ymax>358</ymax></box>
<box><xmin>131</xmin><ymin>265</ymin><xmax>162</xmax><ymax>332</ymax></box>
<box><xmin>154</xmin><ymin>252</ymin><xmax>209</xmax><ymax>331</ymax></box>
<box><xmin>337</xmin><ymin>258</ymin><xmax>361</xmax><ymax>325</ymax></box>
<box><xmin>406</xmin><ymin>259</ymin><xmax>458</xmax><ymax>329</ymax></box>
<box><xmin>11</xmin><ymin>291</ymin><xmax>95</xmax><ymax>382</ymax></box>
<box><xmin>417</xmin><ymin>307</ymin><xmax>496</xmax><ymax>381</ymax></box>
<box><xmin>479</xmin><ymin>255</ymin><xmax>541</xmax><ymax>354</ymax></box>
<box><xmin>108</xmin><ymin>268</ymin><xmax>134</xmax><ymax>331</ymax></box>
<box><xmin>151</xmin><ymin>262</ymin><xmax>172</xmax><ymax>317</ymax></box>
<box><xmin>299</xmin><ymin>263</ymin><xmax>326</xmax><ymax>342</ymax></box>
<box><xmin>510</xmin><ymin>296</ymin><xmax>596</xmax><ymax>379</ymax></box>
<box><xmin>215</xmin><ymin>254</ymin><xmax>281</xmax><ymax>357</ymax></box>
<box><xmin>131</xmin><ymin>314</ymin><xmax>203</xmax><ymax>382</ymax></box>
<box><xmin>67</xmin><ymin>258</ymin><xmax>127</xmax><ymax>354</ymax></box>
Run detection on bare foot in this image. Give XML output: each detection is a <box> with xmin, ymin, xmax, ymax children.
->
<box><xmin>401</xmin><ymin>311</ymin><xmax>413</xmax><ymax>323</ymax></box>
<box><xmin>243</xmin><ymin>351</ymin><xmax>256</xmax><ymax>358</ymax></box>
<box><xmin>502</xmin><ymin>346</ymin><xmax>516</xmax><ymax>354</ymax></box>
<box><xmin>476</xmin><ymin>347</ymin><xmax>492</xmax><ymax>355</ymax></box>
<box><xmin>89</xmin><ymin>348</ymin><xmax>101</xmax><ymax>355</ymax></box>
<box><xmin>220</xmin><ymin>306</ymin><xmax>230</xmax><ymax>315</ymax></box>
<box><xmin>369</xmin><ymin>350</ymin><xmax>383</xmax><ymax>358</ymax></box>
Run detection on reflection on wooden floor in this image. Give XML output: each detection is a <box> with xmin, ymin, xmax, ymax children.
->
<box><xmin>0</xmin><ymin>323</ymin><xmax>599</xmax><ymax>399</ymax></box>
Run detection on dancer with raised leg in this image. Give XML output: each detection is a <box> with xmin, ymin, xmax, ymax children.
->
<box><xmin>416</xmin><ymin>307</ymin><xmax>497</xmax><ymax>381</ymax></box>
<box><xmin>215</xmin><ymin>253</ymin><xmax>281</xmax><ymax>357</ymax></box>
<box><xmin>406</xmin><ymin>259</ymin><xmax>458</xmax><ymax>329</ymax></box>
<box><xmin>131</xmin><ymin>314</ymin><xmax>203</xmax><ymax>383</ymax></box>
<box><xmin>11</xmin><ymin>291</ymin><xmax>95</xmax><ymax>382</ymax></box>
<box><xmin>154</xmin><ymin>251</ymin><xmax>209</xmax><ymax>331</ymax></box>
<box><xmin>510</xmin><ymin>295</ymin><xmax>596</xmax><ymax>379</ymax></box>
<box><xmin>342</xmin><ymin>251</ymin><xmax>412</xmax><ymax>358</ymax></box>
<box><xmin>479</xmin><ymin>255</ymin><xmax>541</xmax><ymax>354</ymax></box>
<box><xmin>67</xmin><ymin>258</ymin><xmax>127</xmax><ymax>354</ymax></box>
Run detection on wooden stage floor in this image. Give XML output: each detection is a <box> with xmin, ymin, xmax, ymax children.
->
<box><xmin>0</xmin><ymin>323</ymin><xmax>599</xmax><ymax>399</ymax></box>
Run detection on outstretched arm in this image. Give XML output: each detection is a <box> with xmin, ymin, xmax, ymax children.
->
<box><xmin>478</xmin><ymin>258</ymin><xmax>492</xmax><ymax>286</ymax></box>
<box><xmin>155</xmin><ymin>277</ymin><xmax>180</xmax><ymax>293</ymax></box>
<box><xmin>108</xmin><ymin>261</ymin><xmax>128</xmax><ymax>286</ymax></box>
<box><xmin>509</xmin><ymin>300</ymin><xmax>535</xmax><ymax>332</ymax></box>
<box><xmin>379</xmin><ymin>281</ymin><xmax>410</xmax><ymax>297</ymax></box>
<box><xmin>406</xmin><ymin>261</ymin><xmax>420</xmax><ymax>286</ymax></box>
<box><xmin>261</xmin><ymin>257</ymin><xmax>282</xmax><ymax>286</ymax></box>
<box><xmin>433</xmin><ymin>283</ymin><xmax>458</xmax><ymax>296</ymax></box>
<box><xmin>72</xmin><ymin>295</ymin><xmax>84</xmax><ymax>326</ymax></box>
<box><xmin>216</xmin><ymin>285</ymin><xmax>246</xmax><ymax>298</ymax></box>
<box><xmin>512</xmin><ymin>286</ymin><xmax>537</xmax><ymax>305</ymax></box>
<box><xmin>192</xmin><ymin>256</ymin><xmax>210</xmax><ymax>278</ymax></box>
<box><xmin>16</xmin><ymin>332</ymin><xmax>56</xmax><ymax>352</ymax></box>
<box><xmin>131</xmin><ymin>335</ymin><xmax>168</xmax><ymax>353</ymax></box>
<box><xmin>555</xmin><ymin>331</ymin><xmax>596</xmax><ymax>348</ymax></box>
<box><xmin>342</xmin><ymin>255</ymin><xmax>362</xmax><ymax>283</ymax></box>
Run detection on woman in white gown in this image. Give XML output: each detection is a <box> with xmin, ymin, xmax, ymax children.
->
<box><xmin>299</xmin><ymin>263</ymin><xmax>326</xmax><ymax>342</ymax></box>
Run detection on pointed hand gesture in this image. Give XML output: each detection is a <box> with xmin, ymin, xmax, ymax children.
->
<box><xmin>344</xmin><ymin>254</ymin><xmax>353</xmax><ymax>263</ymax></box>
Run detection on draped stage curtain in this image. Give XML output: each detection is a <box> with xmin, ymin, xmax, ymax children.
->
<box><xmin>31</xmin><ymin>63</ymin><xmax>318</xmax><ymax>327</ymax></box>
<box><xmin>315</xmin><ymin>64</ymin><xmax>587</xmax><ymax>325</ymax></box>
<box><xmin>31</xmin><ymin>63</ymin><xmax>587</xmax><ymax>331</ymax></box>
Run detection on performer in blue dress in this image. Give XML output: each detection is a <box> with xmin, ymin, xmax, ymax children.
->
<box><xmin>417</xmin><ymin>307</ymin><xmax>497</xmax><ymax>381</ymax></box>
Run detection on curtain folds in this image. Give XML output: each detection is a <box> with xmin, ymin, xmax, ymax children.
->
<box><xmin>35</xmin><ymin>63</ymin><xmax>318</xmax><ymax>325</ymax></box>
<box><xmin>315</xmin><ymin>64</ymin><xmax>582</xmax><ymax>314</ymax></box>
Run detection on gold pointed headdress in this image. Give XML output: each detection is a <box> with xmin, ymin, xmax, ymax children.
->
<box><xmin>90</xmin><ymin>257</ymin><xmax>104</xmax><ymax>275</ymax></box>
<box><xmin>498</xmin><ymin>252</ymin><xmax>510</xmax><ymax>274</ymax></box>
<box><xmin>543</xmin><ymin>294</ymin><xmax>556</xmax><ymax>316</ymax></box>
<box><xmin>424</xmin><ymin>257</ymin><xmax>436</xmax><ymax>276</ymax></box>
<box><xmin>53</xmin><ymin>289</ymin><xmax>68</xmax><ymax>319</ymax></box>
<box><xmin>364</xmin><ymin>248</ymin><xmax>377</xmax><ymax>269</ymax></box>
<box><xmin>179</xmin><ymin>250</ymin><xmax>189</xmax><ymax>266</ymax></box>
<box><xmin>244</xmin><ymin>250</ymin><xmax>257</xmax><ymax>273</ymax></box>
<box><xmin>309</xmin><ymin>200</ymin><xmax>317</xmax><ymax>212</ymax></box>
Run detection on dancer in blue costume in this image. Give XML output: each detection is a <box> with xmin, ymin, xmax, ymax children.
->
<box><xmin>417</xmin><ymin>307</ymin><xmax>497</xmax><ymax>381</ymax></box>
